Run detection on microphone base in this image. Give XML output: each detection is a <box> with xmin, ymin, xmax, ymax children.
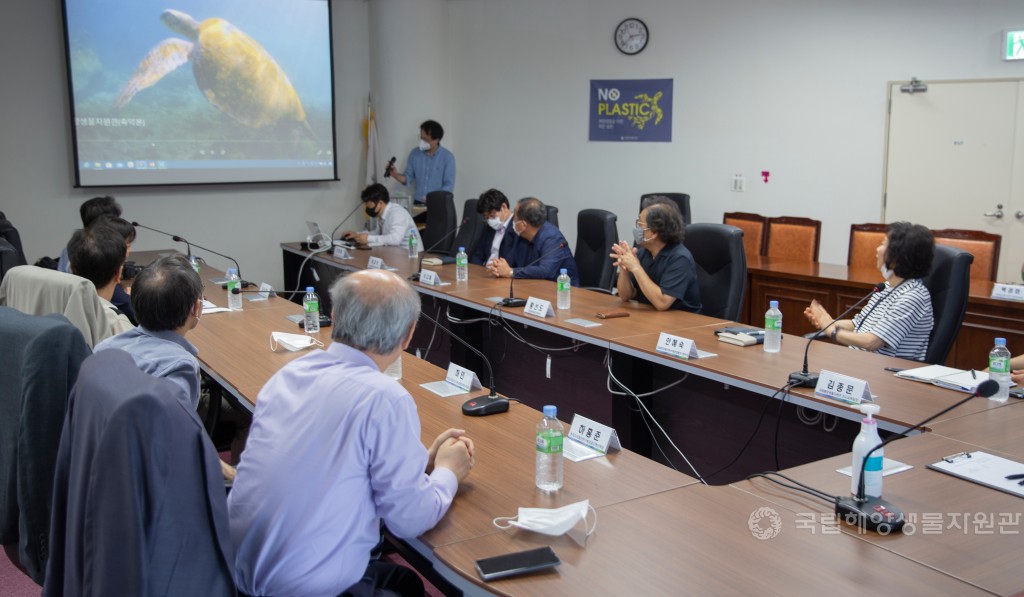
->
<box><xmin>462</xmin><ymin>395</ymin><xmax>510</xmax><ymax>416</ymax></box>
<box><xmin>221</xmin><ymin>280</ymin><xmax>255</xmax><ymax>290</ymax></box>
<box><xmin>787</xmin><ymin>371</ymin><xmax>819</xmax><ymax>388</ymax></box>
<box><xmin>500</xmin><ymin>297</ymin><xmax>528</xmax><ymax>308</ymax></box>
<box><xmin>298</xmin><ymin>315</ymin><xmax>333</xmax><ymax>330</ymax></box>
<box><xmin>835</xmin><ymin>495</ymin><xmax>906</xmax><ymax>534</ymax></box>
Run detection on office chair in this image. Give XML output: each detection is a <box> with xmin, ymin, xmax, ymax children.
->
<box><xmin>847</xmin><ymin>223</ymin><xmax>889</xmax><ymax>269</ymax></box>
<box><xmin>545</xmin><ymin>205</ymin><xmax>559</xmax><ymax>228</ymax></box>
<box><xmin>765</xmin><ymin>216</ymin><xmax>821</xmax><ymax>262</ymax></box>
<box><xmin>0</xmin><ymin>266</ymin><xmax>111</xmax><ymax>348</ymax></box>
<box><xmin>0</xmin><ymin>307</ymin><xmax>90</xmax><ymax>584</ymax></box>
<box><xmin>452</xmin><ymin>198</ymin><xmax>485</xmax><ymax>257</ymax></box>
<box><xmin>0</xmin><ymin>215</ymin><xmax>27</xmax><ymax>280</ymax></box>
<box><xmin>683</xmin><ymin>224</ymin><xmax>747</xmax><ymax>321</ymax></box>
<box><xmin>922</xmin><ymin>244</ymin><xmax>973</xmax><ymax>365</ymax></box>
<box><xmin>574</xmin><ymin>209</ymin><xmax>618</xmax><ymax>292</ymax></box>
<box><xmin>641</xmin><ymin>193</ymin><xmax>691</xmax><ymax>225</ymax></box>
<box><xmin>422</xmin><ymin>191</ymin><xmax>457</xmax><ymax>254</ymax></box>
<box><xmin>723</xmin><ymin>212</ymin><xmax>769</xmax><ymax>260</ymax></box>
<box><xmin>931</xmin><ymin>228</ymin><xmax>1001</xmax><ymax>282</ymax></box>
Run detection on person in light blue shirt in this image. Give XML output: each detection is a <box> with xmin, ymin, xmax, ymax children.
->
<box><xmin>228</xmin><ymin>269</ymin><xmax>474</xmax><ymax>597</ymax></box>
<box><xmin>387</xmin><ymin>119</ymin><xmax>455</xmax><ymax>203</ymax></box>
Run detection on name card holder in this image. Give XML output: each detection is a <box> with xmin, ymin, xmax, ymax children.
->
<box><xmin>333</xmin><ymin>246</ymin><xmax>353</xmax><ymax>260</ymax></box>
<box><xmin>991</xmin><ymin>283</ymin><xmax>1024</xmax><ymax>302</ymax></box>
<box><xmin>367</xmin><ymin>256</ymin><xmax>397</xmax><ymax>271</ymax></box>
<box><xmin>815</xmin><ymin>369</ymin><xmax>873</xmax><ymax>404</ymax></box>
<box><xmin>524</xmin><ymin>297</ymin><xmax>555</xmax><ymax>318</ymax></box>
<box><xmin>243</xmin><ymin>282</ymin><xmax>275</xmax><ymax>302</ymax></box>
<box><xmin>445</xmin><ymin>362</ymin><xmax>482</xmax><ymax>392</ymax></box>
<box><xmin>418</xmin><ymin>269</ymin><xmax>448</xmax><ymax>286</ymax></box>
<box><xmin>655</xmin><ymin>332</ymin><xmax>698</xmax><ymax>360</ymax></box>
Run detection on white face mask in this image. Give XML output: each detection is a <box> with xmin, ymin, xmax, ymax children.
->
<box><xmin>418</xmin><ymin>139</ymin><xmax>431</xmax><ymax>152</ymax></box>
<box><xmin>493</xmin><ymin>499</ymin><xmax>596</xmax><ymax>537</ymax></box>
<box><xmin>270</xmin><ymin>332</ymin><xmax>325</xmax><ymax>352</ymax></box>
<box><xmin>880</xmin><ymin>264</ymin><xmax>893</xmax><ymax>280</ymax></box>
<box><xmin>486</xmin><ymin>217</ymin><xmax>504</xmax><ymax>231</ymax></box>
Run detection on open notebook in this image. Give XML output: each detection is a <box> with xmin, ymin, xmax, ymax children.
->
<box><xmin>895</xmin><ymin>364</ymin><xmax>1012</xmax><ymax>393</ymax></box>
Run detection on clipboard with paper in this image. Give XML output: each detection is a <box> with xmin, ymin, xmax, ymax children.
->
<box><xmin>927</xmin><ymin>451</ymin><xmax>1024</xmax><ymax>499</ymax></box>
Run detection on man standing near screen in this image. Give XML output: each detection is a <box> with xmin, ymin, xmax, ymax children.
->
<box><xmin>386</xmin><ymin>120</ymin><xmax>455</xmax><ymax>204</ymax></box>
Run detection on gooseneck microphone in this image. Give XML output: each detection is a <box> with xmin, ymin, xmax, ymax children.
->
<box><xmin>329</xmin><ymin>201</ymin><xmax>366</xmax><ymax>242</ymax></box>
<box><xmin>132</xmin><ymin>221</ymin><xmax>253</xmax><ymax>288</ymax></box>
<box><xmin>417</xmin><ymin>309</ymin><xmax>511</xmax><ymax>416</ymax></box>
<box><xmin>132</xmin><ymin>222</ymin><xmax>194</xmax><ymax>262</ymax></box>
<box><xmin>501</xmin><ymin>242</ymin><xmax>567</xmax><ymax>308</ymax></box>
<box><xmin>835</xmin><ymin>379</ymin><xmax>999</xmax><ymax>534</ymax></box>
<box><xmin>788</xmin><ymin>282</ymin><xmax>886</xmax><ymax>387</ymax></box>
<box><xmin>409</xmin><ymin>219</ymin><xmax>468</xmax><ymax>282</ymax></box>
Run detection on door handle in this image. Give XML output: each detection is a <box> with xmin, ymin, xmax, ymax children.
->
<box><xmin>983</xmin><ymin>204</ymin><xmax>1004</xmax><ymax>219</ymax></box>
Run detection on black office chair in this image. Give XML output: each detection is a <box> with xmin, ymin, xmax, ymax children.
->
<box><xmin>451</xmin><ymin>199</ymin><xmax>485</xmax><ymax>258</ymax></box>
<box><xmin>683</xmin><ymin>223</ymin><xmax>747</xmax><ymax>321</ymax></box>
<box><xmin>422</xmin><ymin>191</ymin><xmax>457</xmax><ymax>254</ymax></box>
<box><xmin>575</xmin><ymin>209</ymin><xmax>618</xmax><ymax>292</ymax></box>
<box><xmin>641</xmin><ymin>193</ymin><xmax>691</xmax><ymax>225</ymax></box>
<box><xmin>922</xmin><ymin>244</ymin><xmax>973</xmax><ymax>365</ymax></box>
<box><xmin>546</xmin><ymin>205</ymin><xmax>559</xmax><ymax>228</ymax></box>
<box><xmin>0</xmin><ymin>214</ymin><xmax>27</xmax><ymax>279</ymax></box>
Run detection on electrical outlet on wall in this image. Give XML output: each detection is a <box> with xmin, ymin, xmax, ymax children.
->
<box><xmin>731</xmin><ymin>174</ymin><xmax>745</xmax><ymax>192</ymax></box>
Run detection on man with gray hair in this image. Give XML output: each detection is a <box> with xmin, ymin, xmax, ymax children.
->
<box><xmin>228</xmin><ymin>270</ymin><xmax>474</xmax><ymax>597</ymax></box>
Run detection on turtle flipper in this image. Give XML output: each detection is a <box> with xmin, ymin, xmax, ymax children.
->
<box><xmin>113</xmin><ymin>38</ymin><xmax>193</xmax><ymax>109</ymax></box>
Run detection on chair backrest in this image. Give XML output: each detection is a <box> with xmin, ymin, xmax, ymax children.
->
<box><xmin>847</xmin><ymin>223</ymin><xmax>889</xmax><ymax>269</ymax></box>
<box><xmin>0</xmin><ymin>238</ymin><xmax>20</xmax><ymax>283</ymax></box>
<box><xmin>545</xmin><ymin>205</ymin><xmax>559</xmax><ymax>228</ymax></box>
<box><xmin>44</xmin><ymin>349</ymin><xmax>235</xmax><ymax>596</ymax></box>
<box><xmin>0</xmin><ymin>216</ymin><xmax>27</xmax><ymax>269</ymax></box>
<box><xmin>922</xmin><ymin>244</ymin><xmax>973</xmax><ymax>365</ymax></box>
<box><xmin>765</xmin><ymin>216</ymin><xmax>821</xmax><ymax>262</ymax></box>
<box><xmin>0</xmin><ymin>308</ymin><xmax>90</xmax><ymax>584</ymax></box>
<box><xmin>722</xmin><ymin>212</ymin><xmax>768</xmax><ymax>259</ymax></box>
<box><xmin>452</xmin><ymin>198</ymin><xmax>485</xmax><ymax>258</ymax></box>
<box><xmin>931</xmin><ymin>228</ymin><xmax>1001</xmax><ymax>282</ymax></box>
<box><xmin>683</xmin><ymin>224</ymin><xmax>747</xmax><ymax>321</ymax></box>
<box><xmin>0</xmin><ymin>265</ymin><xmax>109</xmax><ymax>348</ymax></box>
<box><xmin>641</xmin><ymin>193</ymin><xmax>691</xmax><ymax>225</ymax></box>
<box><xmin>422</xmin><ymin>191</ymin><xmax>457</xmax><ymax>254</ymax></box>
<box><xmin>574</xmin><ymin>209</ymin><xmax>618</xmax><ymax>290</ymax></box>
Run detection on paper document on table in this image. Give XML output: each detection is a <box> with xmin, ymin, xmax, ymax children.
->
<box><xmin>836</xmin><ymin>458</ymin><xmax>912</xmax><ymax>477</ymax></box>
<box><xmin>563</xmin><ymin>438</ymin><xmax>604</xmax><ymax>462</ymax></box>
<box><xmin>927</xmin><ymin>451</ymin><xmax>1024</xmax><ymax>499</ymax></box>
<box><xmin>201</xmin><ymin>299</ymin><xmax>231</xmax><ymax>314</ymax></box>
<box><xmin>420</xmin><ymin>381</ymin><xmax>468</xmax><ymax>397</ymax></box>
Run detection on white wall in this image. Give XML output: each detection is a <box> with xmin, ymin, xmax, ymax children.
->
<box><xmin>0</xmin><ymin>0</ymin><xmax>371</xmax><ymax>289</ymax></box>
<box><xmin>447</xmin><ymin>0</ymin><xmax>1024</xmax><ymax>263</ymax></box>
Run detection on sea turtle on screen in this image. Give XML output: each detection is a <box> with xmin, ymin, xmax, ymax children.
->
<box><xmin>114</xmin><ymin>9</ymin><xmax>315</xmax><ymax>137</ymax></box>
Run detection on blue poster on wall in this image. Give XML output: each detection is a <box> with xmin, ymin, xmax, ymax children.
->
<box><xmin>589</xmin><ymin>79</ymin><xmax>672</xmax><ymax>142</ymax></box>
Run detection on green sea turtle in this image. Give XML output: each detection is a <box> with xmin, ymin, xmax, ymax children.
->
<box><xmin>114</xmin><ymin>9</ymin><xmax>314</xmax><ymax>137</ymax></box>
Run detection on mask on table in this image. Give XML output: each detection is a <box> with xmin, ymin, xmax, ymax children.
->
<box><xmin>493</xmin><ymin>499</ymin><xmax>596</xmax><ymax>538</ymax></box>
<box><xmin>270</xmin><ymin>332</ymin><xmax>324</xmax><ymax>352</ymax></box>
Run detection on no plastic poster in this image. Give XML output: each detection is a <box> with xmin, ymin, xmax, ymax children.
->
<box><xmin>589</xmin><ymin>79</ymin><xmax>673</xmax><ymax>142</ymax></box>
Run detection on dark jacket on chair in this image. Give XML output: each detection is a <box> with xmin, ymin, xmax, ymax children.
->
<box><xmin>43</xmin><ymin>349</ymin><xmax>235</xmax><ymax>597</ymax></box>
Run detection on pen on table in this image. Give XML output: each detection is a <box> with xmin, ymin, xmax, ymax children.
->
<box><xmin>884</xmin><ymin>367</ymin><xmax>904</xmax><ymax>373</ymax></box>
<box><xmin>970</xmin><ymin>369</ymin><xmax>977</xmax><ymax>379</ymax></box>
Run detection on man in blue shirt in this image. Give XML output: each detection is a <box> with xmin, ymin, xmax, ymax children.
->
<box><xmin>387</xmin><ymin>120</ymin><xmax>455</xmax><ymax>203</ymax></box>
<box><xmin>487</xmin><ymin>197</ymin><xmax>579</xmax><ymax>285</ymax></box>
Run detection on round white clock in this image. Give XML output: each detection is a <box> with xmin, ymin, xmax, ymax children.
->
<box><xmin>615</xmin><ymin>18</ymin><xmax>649</xmax><ymax>55</ymax></box>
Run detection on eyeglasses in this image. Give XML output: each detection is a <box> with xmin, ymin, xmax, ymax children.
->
<box><xmin>634</xmin><ymin>219</ymin><xmax>648</xmax><ymax>229</ymax></box>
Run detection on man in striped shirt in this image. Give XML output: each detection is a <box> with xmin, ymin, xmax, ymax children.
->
<box><xmin>805</xmin><ymin>222</ymin><xmax>934</xmax><ymax>361</ymax></box>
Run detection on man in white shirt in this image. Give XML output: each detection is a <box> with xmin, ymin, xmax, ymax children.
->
<box><xmin>66</xmin><ymin>223</ymin><xmax>133</xmax><ymax>337</ymax></box>
<box><xmin>342</xmin><ymin>183</ymin><xmax>423</xmax><ymax>250</ymax></box>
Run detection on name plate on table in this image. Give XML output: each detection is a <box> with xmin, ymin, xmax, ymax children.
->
<box><xmin>815</xmin><ymin>369</ymin><xmax>873</xmax><ymax>404</ymax></box>
<box><xmin>445</xmin><ymin>362</ymin><xmax>482</xmax><ymax>392</ymax></box>
<box><xmin>524</xmin><ymin>297</ymin><xmax>555</xmax><ymax>318</ymax></box>
<box><xmin>656</xmin><ymin>332</ymin><xmax>698</xmax><ymax>360</ymax></box>
<box><xmin>243</xmin><ymin>282</ymin><xmax>274</xmax><ymax>302</ymax></box>
<box><xmin>366</xmin><ymin>256</ymin><xmax>397</xmax><ymax>271</ymax></box>
<box><xmin>991</xmin><ymin>283</ymin><xmax>1024</xmax><ymax>302</ymax></box>
<box><xmin>418</xmin><ymin>269</ymin><xmax>449</xmax><ymax>286</ymax></box>
<box><xmin>333</xmin><ymin>246</ymin><xmax>352</xmax><ymax>260</ymax></box>
<box><xmin>563</xmin><ymin>414</ymin><xmax>622</xmax><ymax>462</ymax></box>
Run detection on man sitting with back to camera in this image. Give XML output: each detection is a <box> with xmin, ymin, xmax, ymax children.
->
<box><xmin>341</xmin><ymin>183</ymin><xmax>423</xmax><ymax>251</ymax></box>
<box><xmin>486</xmin><ymin>197</ymin><xmax>579</xmax><ymax>285</ymax></box>
<box><xmin>228</xmin><ymin>269</ymin><xmax>474</xmax><ymax>597</ymax></box>
<box><xmin>66</xmin><ymin>222</ymin><xmax>134</xmax><ymax>338</ymax></box>
<box><xmin>610</xmin><ymin>197</ymin><xmax>702</xmax><ymax>312</ymax></box>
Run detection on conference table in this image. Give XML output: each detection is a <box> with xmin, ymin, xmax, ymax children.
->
<box><xmin>132</xmin><ymin>249</ymin><xmax>1022</xmax><ymax>595</ymax></box>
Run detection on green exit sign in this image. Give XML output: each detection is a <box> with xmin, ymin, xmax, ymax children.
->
<box><xmin>1006</xmin><ymin>30</ymin><xmax>1024</xmax><ymax>61</ymax></box>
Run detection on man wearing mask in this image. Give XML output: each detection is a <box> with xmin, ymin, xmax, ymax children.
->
<box><xmin>470</xmin><ymin>188</ymin><xmax>518</xmax><ymax>266</ymax></box>
<box><xmin>486</xmin><ymin>197</ymin><xmax>579</xmax><ymax>285</ymax></box>
<box><xmin>386</xmin><ymin>120</ymin><xmax>455</xmax><ymax>204</ymax></box>
<box><xmin>342</xmin><ymin>183</ymin><xmax>423</xmax><ymax>250</ymax></box>
<box><xmin>610</xmin><ymin>197</ymin><xmax>702</xmax><ymax>312</ymax></box>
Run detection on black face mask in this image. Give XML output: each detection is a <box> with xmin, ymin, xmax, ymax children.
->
<box><xmin>365</xmin><ymin>203</ymin><xmax>378</xmax><ymax>217</ymax></box>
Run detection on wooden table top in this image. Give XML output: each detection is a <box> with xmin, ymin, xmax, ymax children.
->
<box><xmin>736</xmin><ymin>432</ymin><xmax>1024</xmax><ymax>596</ymax></box>
<box><xmin>930</xmin><ymin>400</ymin><xmax>1024</xmax><ymax>459</ymax></box>
<box><xmin>434</xmin><ymin>484</ymin><xmax>989</xmax><ymax>596</ymax></box>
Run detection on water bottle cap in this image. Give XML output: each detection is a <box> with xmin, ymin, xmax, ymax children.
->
<box><xmin>769</xmin><ymin>300</ymin><xmax>779</xmax><ymax>309</ymax></box>
<box><xmin>560</xmin><ymin>268</ymin><xmax>567</xmax><ymax>275</ymax></box>
<box><xmin>543</xmin><ymin>405</ymin><xmax>557</xmax><ymax>417</ymax></box>
<box><xmin>305</xmin><ymin>287</ymin><xmax>314</xmax><ymax>293</ymax></box>
<box><xmin>995</xmin><ymin>337</ymin><xmax>1006</xmax><ymax>346</ymax></box>
<box><xmin>458</xmin><ymin>246</ymin><xmax>465</xmax><ymax>252</ymax></box>
<box><xmin>227</xmin><ymin>268</ymin><xmax>237</xmax><ymax>275</ymax></box>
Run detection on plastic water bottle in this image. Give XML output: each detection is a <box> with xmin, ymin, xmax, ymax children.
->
<box><xmin>535</xmin><ymin>405</ymin><xmax>564</xmax><ymax>492</ymax></box>
<box><xmin>407</xmin><ymin>228</ymin><xmax>418</xmax><ymax>259</ymax></box>
<box><xmin>850</xmin><ymin>404</ymin><xmax>883</xmax><ymax>498</ymax></box>
<box><xmin>764</xmin><ymin>300</ymin><xmax>782</xmax><ymax>353</ymax></box>
<box><xmin>302</xmin><ymin>286</ymin><xmax>320</xmax><ymax>334</ymax></box>
<box><xmin>556</xmin><ymin>269</ymin><xmax>571</xmax><ymax>310</ymax></box>
<box><xmin>455</xmin><ymin>246</ymin><xmax>469</xmax><ymax>282</ymax></box>
<box><xmin>226</xmin><ymin>268</ymin><xmax>243</xmax><ymax>311</ymax></box>
<box><xmin>989</xmin><ymin>337</ymin><xmax>1011</xmax><ymax>403</ymax></box>
<box><xmin>188</xmin><ymin>255</ymin><xmax>200</xmax><ymax>274</ymax></box>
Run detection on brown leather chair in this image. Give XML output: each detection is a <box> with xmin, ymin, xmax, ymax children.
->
<box><xmin>722</xmin><ymin>212</ymin><xmax>767</xmax><ymax>260</ymax></box>
<box><xmin>931</xmin><ymin>228</ymin><xmax>1001</xmax><ymax>281</ymax></box>
<box><xmin>765</xmin><ymin>216</ymin><xmax>821</xmax><ymax>262</ymax></box>
<box><xmin>847</xmin><ymin>223</ymin><xmax>889</xmax><ymax>270</ymax></box>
